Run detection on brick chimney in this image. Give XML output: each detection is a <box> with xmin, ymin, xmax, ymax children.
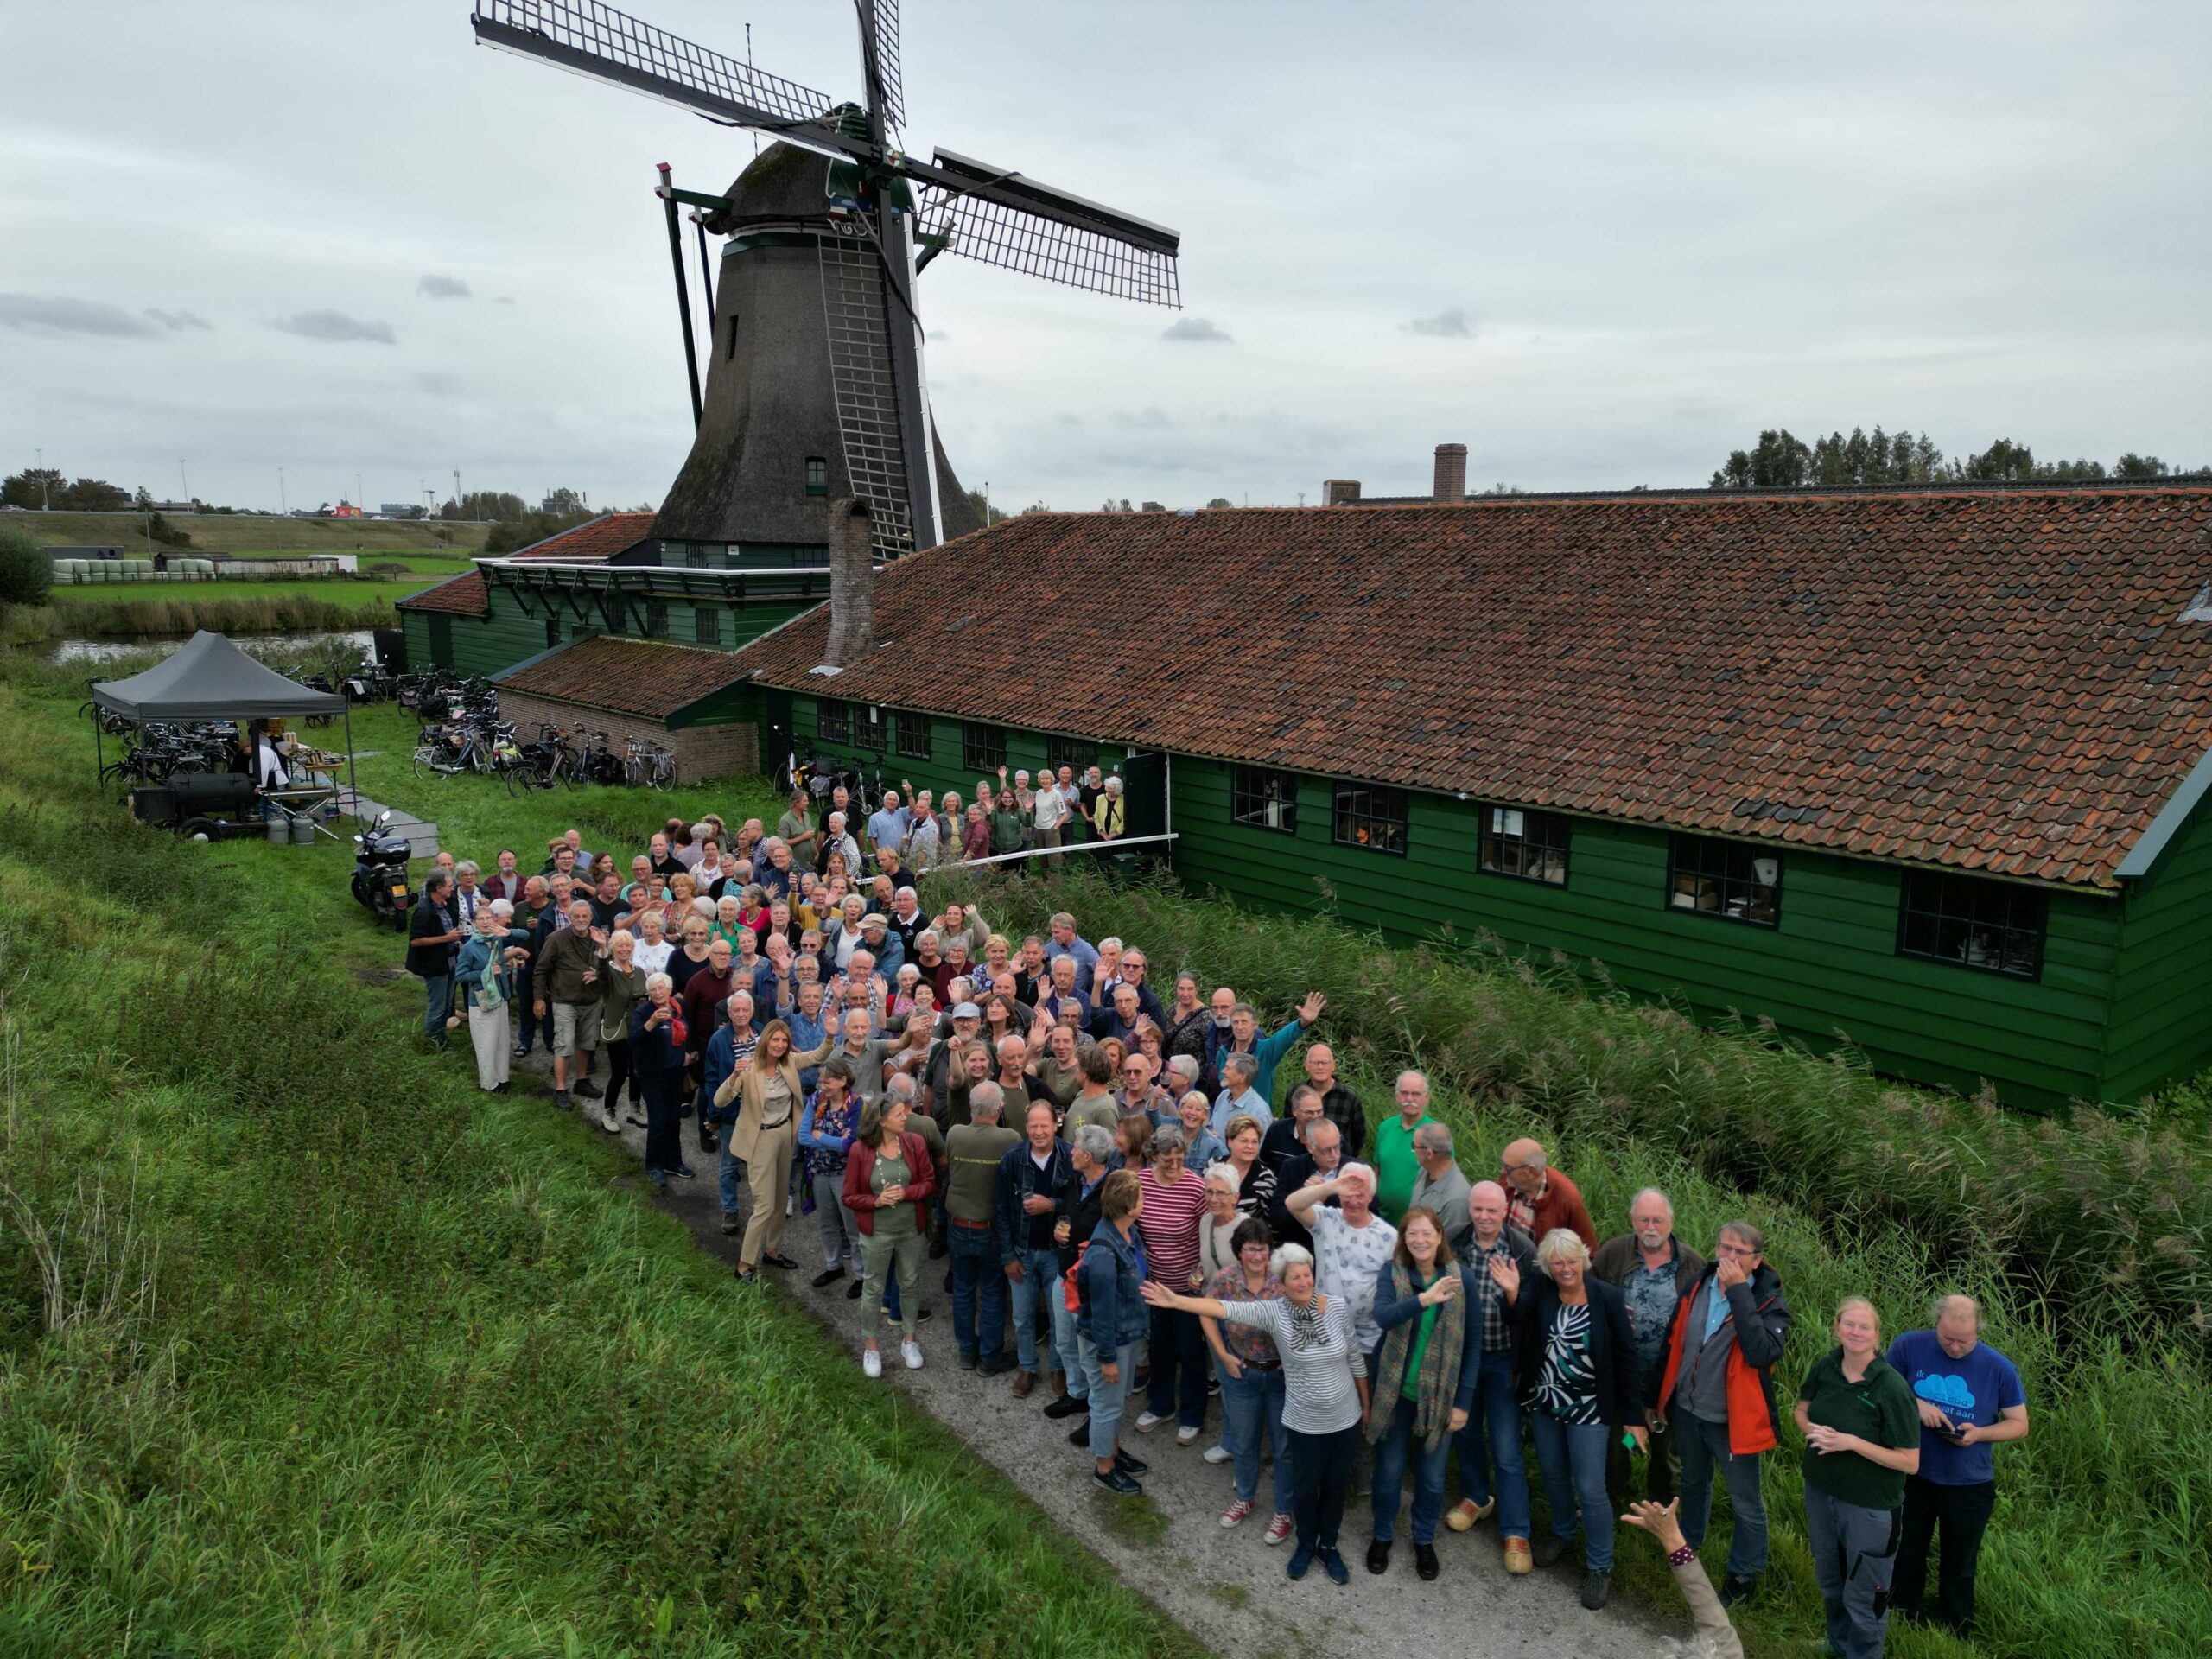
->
<box><xmin>1323</xmin><ymin>479</ymin><xmax>1362</xmax><ymax>505</ymax></box>
<box><xmin>823</xmin><ymin>496</ymin><xmax>875</xmax><ymax>666</ymax></box>
<box><xmin>1433</xmin><ymin>443</ymin><xmax>1467</xmax><ymax>503</ymax></box>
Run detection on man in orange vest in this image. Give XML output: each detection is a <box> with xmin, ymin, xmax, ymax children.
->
<box><xmin>1653</xmin><ymin>1218</ymin><xmax>1794</xmax><ymax>1608</ymax></box>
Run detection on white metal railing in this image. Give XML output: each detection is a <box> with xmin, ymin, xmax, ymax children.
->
<box><xmin>913</xmin><ymin>831</ymin><xmax>1177</xmax><ymax>874</ymax></box>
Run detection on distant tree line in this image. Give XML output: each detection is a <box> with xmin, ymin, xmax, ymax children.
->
<box><xmin>1712</xmin><ymin>428</ymin><xmax>2205</xmax><ymax>490</ymax></box>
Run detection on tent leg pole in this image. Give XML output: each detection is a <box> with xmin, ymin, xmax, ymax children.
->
<box><xmin>345</xmin><ymin>703</ymin><xmax>358</xmax><ymax>822</ymax></box>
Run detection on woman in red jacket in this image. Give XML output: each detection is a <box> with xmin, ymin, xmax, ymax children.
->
<box><xmin>843</xmin><ymin>1090</ymin><xmax>938</xmax><ymax>1378</ymax></box>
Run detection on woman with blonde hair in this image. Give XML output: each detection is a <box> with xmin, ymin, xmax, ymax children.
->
<box><xmin>1520</xmin><ymin>1227</ymin><xmax>1645</xmax><ymax>1610</ymax></box>
<box><xmin>1795</xmin><ymin>1297</ymin><xmax>1920</xmax><ymax>1659</ymax></box>
<box><xmin>661</xmin><ymin>869</ymin><xmax>697</xmax><ymax>932</ymax></box>
<box><xmin>715</xmin><ymin>1014</ymin><xmax>837</xmax><ymax>1282</ymax></box>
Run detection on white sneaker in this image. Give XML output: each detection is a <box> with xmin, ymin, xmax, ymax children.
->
<box><xmin>1134</xmin><ymin>1411</ymin><xmax>1166</xmax><ymax>1433</ymax></box>
<box><xmin>1176</xmin><ymin>1424</ymin><xmax>1202</xmax><ymax>1446</ymax></box>
<box><xmin>602</xmin><ymin>1112</ymin><xmax>620</xmax><ymax>1134</ymax></box>
<box><xmin>901</xmin><ymin>1338</ymin><xmax>925</xmax><ymax>1370</ymax></box>
<box><xmin>1203</xmin><ymin>1442</ymin><xmax>1234</xmax><ymax>1465</ymax></box>
<box><xmin>862</xmin><ymin>1347</ymin><xmax>883</xmax><ymax>1379</ymax></box>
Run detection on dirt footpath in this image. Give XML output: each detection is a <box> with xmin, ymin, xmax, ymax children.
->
<box><xmin>522</xmin><ymin>1057</ymin><xmax>1677</xmax><ymax>1659</ymax></box>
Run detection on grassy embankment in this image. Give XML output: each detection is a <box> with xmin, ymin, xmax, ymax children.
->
<box><xmin>0</xmin><ymin>656</ymin><xmax>1204</xmax><ymax>1658</ymax></box>
<box><xmin>933</xmin><ymin>868</ymin><xmax>2212</xmax><ymax>1659</ymax></box>
<box><xmin>8</xmin><ymin>647</ymin><xmax>2206</xmax><ymax>1656</ymax></box>
<box><xmin>19</xmin><ymin>511</ymin><xmax>490</xmax><ymax>556</ymax></box>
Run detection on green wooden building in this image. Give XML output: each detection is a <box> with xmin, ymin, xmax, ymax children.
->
<box><xmin>403</xmin><ymin>485</ymin><xmax>2212</xmax><ymax>1111</ymax></box>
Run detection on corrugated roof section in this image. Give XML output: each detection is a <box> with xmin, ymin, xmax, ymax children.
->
<box><xmin>724</xmin><ymin>486</ymin><xmax>2212</xmax><ymax>890</ymax></box>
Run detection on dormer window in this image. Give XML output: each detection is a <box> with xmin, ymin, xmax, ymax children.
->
<box><xmin>804</xmin><ymin>456</ymin><xmax>828</xmax><ymax>497</ymax></box>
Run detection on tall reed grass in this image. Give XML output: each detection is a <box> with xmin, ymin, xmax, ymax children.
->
<box><xmin>2</xmin><ymin>592</ymin><xmax>397</xmax><ymax>641</ymax></box>
<box><xmin>943</xmin><ymin>868</ymin><xmax>2209</xmax><ymax>1359</ymax></box>
<box><xmin>932</xmin><ymin>865</ymin><xmax>2212</xmax><ymax>1656</ymax></box>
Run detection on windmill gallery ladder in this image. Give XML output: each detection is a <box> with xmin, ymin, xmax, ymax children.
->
<box><xmin>817</xmin><ymin>225</ymin><xmax>917</xmax><ymax>561</ymax></box>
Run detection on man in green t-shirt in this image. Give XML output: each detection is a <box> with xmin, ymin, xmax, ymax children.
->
<box><xmin>1370</xmin><ymin>1069</ymin><xmax>1438</xmax><ymax>1224</ymax></box>
<box><xmin>1794</xmin><ymin>1298</ymin><xmax>1920</xmax><ymax>1659</ymax></box>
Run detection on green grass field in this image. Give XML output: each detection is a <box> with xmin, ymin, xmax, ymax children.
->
<box><xmin>48</xmin><ymin>577</ymin><xmax>434</xmax><ymax>610</ymax></box>
<box><xmin>16</xmin><ymin>510</ymin><xmax>489</xmax><ymax>556</ymax></box>
<box><xmin>0</xmin><ymin>655</ymin><xmax>1204</xmax><ymax>1659</ymax></box>
<box><xmin>5</xmin><ymin>645</ymin><xmax>2207</xmax><ymax>1657</ymax></box>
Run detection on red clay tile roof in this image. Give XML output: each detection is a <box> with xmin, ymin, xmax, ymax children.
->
<box><xmin>396</xmin><ymin>570</ymin><xmax>488</xmax><ymax>616</ymax></box>
<box><xmin>728</xmin><ymin>486</ymin><xmax>2212</xmax><ymax>889</ymax></box>
<box><xmin>509</xmin><ymin>511</ymin><xmax>656</xmax><ymax>563</ymax></box>
<box><xmin>494</xmin><ymin>635</ymin><xmax>747</xmax><ymax>721</ymax></box>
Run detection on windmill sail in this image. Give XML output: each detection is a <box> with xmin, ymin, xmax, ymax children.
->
<box><xmin>818</xmin><ymin>224</ymin><xmax>917</xmax><ymax>559</ymax></box>
<box><xmin>471</xmin><ymin>0</ymin><xmax>847</xmax><ymax>150</ymax></box>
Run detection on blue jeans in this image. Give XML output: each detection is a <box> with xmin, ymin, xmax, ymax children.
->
<box><xmin>421</xmin><ymin>972</ymin><xmax>452</xmax><ymax>1041</ymax></box>
<box><xmin>1217</xmin><ymin>1361</ymin><xmax>1289</xmax><ymax>1512</ymax></box>
<box><xmin>717</xmin><ymin>1120</ymin><xmax>743</xmax><ymax>1219</ymax></box>
<box><xmin>1052</xmin><ymin>1276</ymin><xmax>1086</xmax><ymax>1397</ymax></box>
<box><xmin>1009</xmin><ymin>1244</ymin><xmax>1065</xmax><ymax>1376</ymax></box>
<box><xmin>1677</xmin><ymin>1413</ymin><xmax>1770</xmax><ymax>1580</ymax></box>
<box><xmin>512</xmin><ymin>966</ymin><xmax>548</xmax><ymax>1050</ymax></box>
<box><xmin>1529</xmin><ymin>1412</ymin><xmax>1616</xmax><ymax>1572</ymax></box>
<box><xmin>1452</xmin><ymin>1347</ymin><xmax>1531</xmax><ymax>1538</ymax></box>
<box><xmin>1370</xmin><ymin>1394</ymin><xmax>1453</xmax><ymax>1543</ymax></box>
<box><xmin>949</xmin><ymin>1224</ymin><xmax>1007</xmax><ymax>1363</ymax></box>
<box><xmin>1080</xmin><ymin>1333</ymin><xmax>1135</xmax><ymax>1459</ymax></box>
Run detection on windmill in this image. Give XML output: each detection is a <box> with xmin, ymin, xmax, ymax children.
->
<box><xmin>469</xmin><ymin>0</ymin><xmax>1182</xmax><ymax>559</ymax></box>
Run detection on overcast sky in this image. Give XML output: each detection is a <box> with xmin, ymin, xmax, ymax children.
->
<box><xmin>3</xmin><ymin>1</ymin><xmax>2207</xmax><ymax>514</ymax></box>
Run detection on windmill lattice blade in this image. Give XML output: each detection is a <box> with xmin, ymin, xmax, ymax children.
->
<box><xmin>473</xmin><ymin>0</ymin><xmax>838</xmax><ymax>137</ymax></box>
<box><xmin>866</xmin><ymin>0</ymin><xmax>904</xmax><ymax>139</ymax></box>
<box><xmin>818</xmin><ymin>227</ymin><xmax>918</xmax><ymax>561</ymax></box>
<box><xmin>920</xmin><ymin>187</ymin><xmax>1181</xmax><ymax>308</ymax></box>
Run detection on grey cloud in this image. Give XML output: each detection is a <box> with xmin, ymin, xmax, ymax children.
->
<box><xmin>0</xmin><ymin>294</ymin><xmax>160</xmax><ymax>336</ymax></box>
<box><xmin>271</xmin><ymin>309</ymin><xmax>397</xmax><ymax>345</ymax></box>
<box><xmin>415</xmin><ymin>371</ymin><xmax>463</xmax><ymax>396</ymax></box>
<box><xmin>1404</xmin><ymin>308</ymin><xmax>1475</xmax><ymax>339</ymax></box>
<box><xmin>494</xmin><ymin>296</ymin><xmax>517</xmax><ymax>307</ymax></box>
<box><xmin>144</xmin><ymin>308</ymin><xmax>213</xmax><ymax>331</ymax></box>
<box><xmin>1112</xmin><ymin>407</ymin><xmax>1173</xmax><ymax>429</ymax></box>
<box><xmin>418</xmin><ymin>274</ymin><xmax>472</xmax><ymax>300</ymax></box>
<box><xmin>1160</xmin><ymin>316</ymin><xmax>1231</xmax><ymax>344</ymax></box>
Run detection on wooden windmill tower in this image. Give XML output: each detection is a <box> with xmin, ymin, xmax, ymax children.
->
<box><xmin>469</xmin><ymin>0</ymin><xmax>1183</xmax><ymax>559</ymax></box>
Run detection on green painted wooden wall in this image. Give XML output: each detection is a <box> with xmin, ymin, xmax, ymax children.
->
<box><xmin>776</xmin><ymin>693</ymin><xmax>2171</xmax><ymax>1111</ymax></box>
<box><xmin>1165</xmin><ymin>756</ymin><xmax>2120</xmax><ymax>1113</ymax></box>
<box><xmin>2102</xmin><ymin>793</ymin><xmax>2212</xmax><ymax>1101</ymax></box>
<box><xmin>401</xmin><ymin>584</ymin><xmax>818</xmax><ymax>678</ymax></box>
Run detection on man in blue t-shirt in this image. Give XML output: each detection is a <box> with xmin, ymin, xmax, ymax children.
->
<box><xmin>1884</xmin><ymin>1294</ymin><xmax>2031</xmax><ymax>1636</ymax></box>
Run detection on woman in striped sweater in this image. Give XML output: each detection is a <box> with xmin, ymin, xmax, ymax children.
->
<box><xmin>1132</xmin><ymin>1126</ymin><xmax>1211</xmax><ymax>1445</ymax></box>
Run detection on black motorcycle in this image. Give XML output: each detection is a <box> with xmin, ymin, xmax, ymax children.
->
<box><xmin>351</xmin><ymin>810</ymin><xmax>416</xmax><ymax>930</ymax></box>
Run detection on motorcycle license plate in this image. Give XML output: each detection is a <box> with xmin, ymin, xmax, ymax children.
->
<box><xmin>391</xmin><ymin>886</ymin><xmax>409</xmax><ymax>899</ymax></box>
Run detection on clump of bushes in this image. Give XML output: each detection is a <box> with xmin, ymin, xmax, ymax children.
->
<box><xmin>0</xmin><ymin>523</ymin><xmax>51</xmax><ymax>607</ymax></box>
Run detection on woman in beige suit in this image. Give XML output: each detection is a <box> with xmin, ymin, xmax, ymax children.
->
<box><xmin>715</xmin><ymin>1016</ymin><xmax>837</xmax><ymax>1283</ymax></box>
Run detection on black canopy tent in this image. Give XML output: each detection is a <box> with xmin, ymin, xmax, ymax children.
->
<box><xmin>90</xmin><ymin>630</ymin><xmax>357</xmax><ymax>816</ymax></box>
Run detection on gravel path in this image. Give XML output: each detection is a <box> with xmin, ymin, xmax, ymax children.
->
<box><xmin>507</xmin><ymin>1052</ymin><xmax>1676</xmax><ymax>1659</ymax></box>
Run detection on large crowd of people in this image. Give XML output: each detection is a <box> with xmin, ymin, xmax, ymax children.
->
<box><xmin>403</xmin><ymin>794</ymin><xmax>2031</xmax><ymax>1653</ymax></box>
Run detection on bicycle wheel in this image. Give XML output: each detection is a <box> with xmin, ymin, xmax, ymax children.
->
<box><xmin>411</xmin><ymin>747</ymin><xmax>441</xmax><ymax>781</ymax></box>
<box><xmin>654</xmin><ymin>754</ymin><xmax>678</xmax><ymax>791</ymax></box>
<box><xmin>559</xmin><ymin>753</ymin><xmax>586</xmax><ymax>791</ymax></box>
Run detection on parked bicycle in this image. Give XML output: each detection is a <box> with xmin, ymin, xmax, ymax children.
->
<box><xmin>624</xmin><ymin>734</ymin><xmax>680</xmax><ymax>791</ymax></box>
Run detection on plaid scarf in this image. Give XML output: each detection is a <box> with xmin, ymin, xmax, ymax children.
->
<box><xmin>1365</xmin><ymin>1262</ymin><xmax>1468</xmax><ymax>1452</ymax></box>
